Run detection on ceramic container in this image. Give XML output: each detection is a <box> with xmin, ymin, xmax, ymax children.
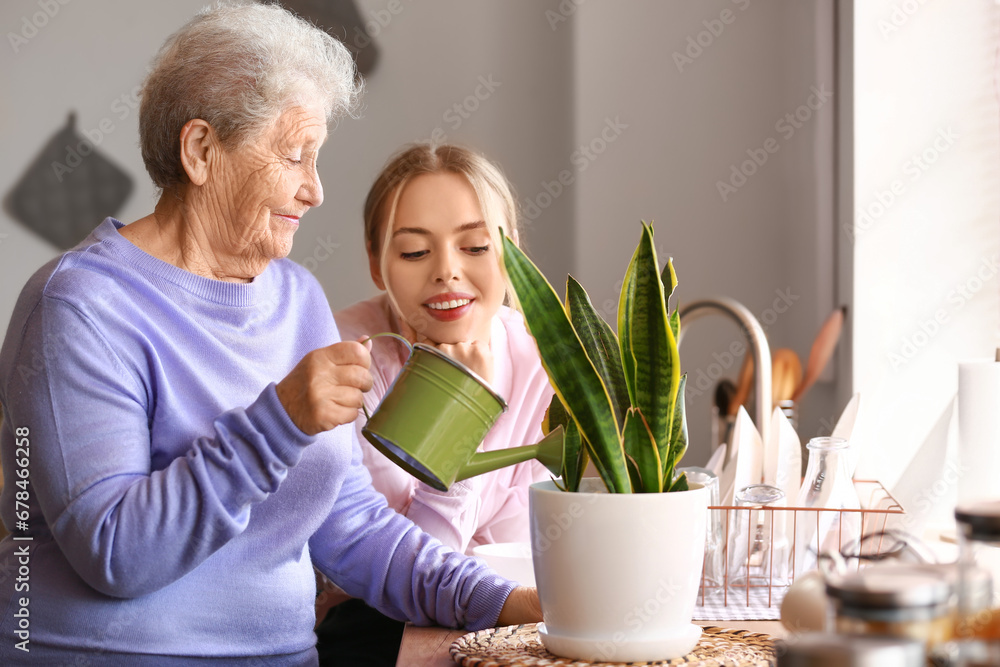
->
<box><xmin>529</xmin><ymin>478</ymin><xmax>709</xmax><ymax>662</ymax></box>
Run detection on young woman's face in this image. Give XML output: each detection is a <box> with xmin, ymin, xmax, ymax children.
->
<box><xmin>371</xmin><ymin>171</ymin><xmax>506</xmax><ymax>345</ymax></box>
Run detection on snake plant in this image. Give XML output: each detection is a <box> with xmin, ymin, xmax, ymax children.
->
<box><xmin>502</xmin><ymin>222</ymin><xmax>689</xmax><ymax>493</ymax></box>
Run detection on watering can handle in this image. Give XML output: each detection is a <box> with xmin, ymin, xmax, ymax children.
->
<box><xmin>359</xmin><ymin>332</ymin><xmax>413</xmax><ymax>421</ymax></box>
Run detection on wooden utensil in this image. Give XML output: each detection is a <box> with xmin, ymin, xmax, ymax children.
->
<box><xmin>792</xmin><ymin>306</ymin><xmax>847</xmax><ymax>402</ymax></box>
<box><xmin>772</xmin><ymin>348</ymin><xmax>803</xmax><ymax>404</ymax></box>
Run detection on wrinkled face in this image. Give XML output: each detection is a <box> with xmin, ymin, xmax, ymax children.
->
<box><xmin>211</xmin><ymin>103</ymin><xmax>326</xmax><ymax>261</ymax></box>
<box><xmin>372</xmin><ymin>172</ymin><xmax>506</xmax><ymax>345</ymax></box>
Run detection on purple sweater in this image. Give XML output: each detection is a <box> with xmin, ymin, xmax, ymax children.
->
<box><xmin>0</xmin><ymin>218</ymin><xmax>514</xmax><ymax>662</ymax></box>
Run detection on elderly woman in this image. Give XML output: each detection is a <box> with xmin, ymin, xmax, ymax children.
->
<box><xmin>0</xmin><ymin>3</ymin><xmax>538</xmax><ymax>664</ymax></box>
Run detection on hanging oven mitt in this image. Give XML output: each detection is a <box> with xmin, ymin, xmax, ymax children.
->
<box><xmin>5</xmin><ymin>112</ymin><xmax>133</xmax><ymax>250</ymax></box>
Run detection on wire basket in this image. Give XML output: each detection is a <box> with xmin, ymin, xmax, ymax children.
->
<box><xmin>699</xmin><ymin>479</ymin><xmax>905</xmax><ymax>608</ymax></box>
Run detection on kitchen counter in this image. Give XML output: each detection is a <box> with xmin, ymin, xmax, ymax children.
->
<box><xmin>396</xmin><ymin>620</ymin><xmax>787</xmax><ymax>666</ymax></box>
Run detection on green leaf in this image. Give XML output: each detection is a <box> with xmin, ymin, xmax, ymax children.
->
<box><xmin>566</xmin><ymin>275</ymin><xmax>629</xmax><ymax>429</ymax></box>
<box><xmin>628</xmin><ymin>223</ymin><xmax>680</xmax><ymax>463</ymax></box>
<box><xmin>617</xmin><ymin>257</ymin><xmax>637</xmax><ymax>407</ymax></box>
<box><xmin>542</xmin><ymin>392</ymin><xmax>569</xmax><ymax>434</ymax></box>
<box><xmin>545</xmin><ymin>395</ymin><xmax>587</xmax><ymax>492</ymax></box>
<box><xmin>664</xmin><ymin>374</ymin><xmax>689</xmax><ymax>487</ymax></box>
<box><xmin>668</xmin><ymin>471</ymin><xmax>690</xmax><ymax>492</ymax></box>
<box><xmin>502</xmin><ymin>234</ymin><xmax>631</xmax><ymax>493</ymax></box>
<box><xmin>664</xmin><ymin>259</ymin><xmax>680</xmax><ymax>343</ymax></box>
<box><xmin>622</xmin><ymin>408</ymin><xmax>662</xmax><ymax>493</ymax></box>
<box><xmin>625</xmin><ymin>455</ymin><xmax>643</xmax><ymax>492</ymax></box>
<box><xmin>561</xmin><ymin>418</ymin><xmax>587</xmax><ymax>492</ymax></box>
<box><xmin>662</xmin><ymin>258</ymin><xmax>678</xmax><ymax>303</ymax></box>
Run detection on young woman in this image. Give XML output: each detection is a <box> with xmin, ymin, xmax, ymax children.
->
<box><xmin>316</xmin><ymin>144</ymin><xmax>554</xmax><ymax>665</ymax></box>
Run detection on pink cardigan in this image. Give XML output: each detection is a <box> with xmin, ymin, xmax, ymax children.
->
<box><xmin>335</xmin><ymin>295</ymin><xmax>555</xmax><ymax>554</ymax></box>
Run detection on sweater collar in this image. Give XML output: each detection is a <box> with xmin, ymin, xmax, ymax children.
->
<box><xmin>93</xmin><ymin>217</ymin><xmax>277</xmax><ymax>308</ymax></box>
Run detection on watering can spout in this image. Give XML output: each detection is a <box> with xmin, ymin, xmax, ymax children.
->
<box><xmin>455</xmin><ymin>426</ymin><xmax>565</xmax><ymax>483</ymax></box>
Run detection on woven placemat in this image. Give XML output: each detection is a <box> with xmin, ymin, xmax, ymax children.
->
<box><xmin>450</xmin><ymin>624</ymin><xmax>776</xmax><ymax>666</ymax></box>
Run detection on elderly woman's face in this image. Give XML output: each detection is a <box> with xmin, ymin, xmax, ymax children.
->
<box><xmin>211</xmin><ymin>103</ymin><xmax>327</xmax><ymax>261</ymax></box>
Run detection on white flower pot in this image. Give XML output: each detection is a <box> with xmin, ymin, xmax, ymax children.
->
<box><xmin>529</xmin><ymin>478</ymin><xmax>709</xmax><ymax>662</ymax></box>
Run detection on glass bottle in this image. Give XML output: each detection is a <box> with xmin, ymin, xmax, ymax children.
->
<box><xmin>793</xmin><ymin>436</ymin><xmax>862</xmax><ymax>577</ymax></box>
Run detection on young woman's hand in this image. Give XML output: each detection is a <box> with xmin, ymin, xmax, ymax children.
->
<box><xmin>276</xmin><ymin>340</ymin><xmax>373</xmax><ymax>436</ymax></box>
<box><xmin>397</xmin><ymin>316</ymin><xmax>495</xmax><ymax>383</ymax></box>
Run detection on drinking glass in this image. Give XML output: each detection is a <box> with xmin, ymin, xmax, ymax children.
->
<box><xmin>677</xmin><ymin>466</ymin><xmax>723</xmax><ymax>594</ymax></box>
<box><xmin>729</xmin><ymin>484</ymin><xmax>789</xmax><ymax>593</ymax></box>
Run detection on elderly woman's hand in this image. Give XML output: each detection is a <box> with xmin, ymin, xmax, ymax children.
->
<box><xmin>276</xmin><ymin>340</ymin><xmax>374</xmax><ymax>436</ymax></box>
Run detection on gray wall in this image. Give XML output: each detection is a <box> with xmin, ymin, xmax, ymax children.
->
<box><xmin>572</xmin><ymin>0</ymin><xmax>839</xmax><ymax>464</ymax></box>
<box><xmin>0</xmin><ymin>1</ymin><xmax>839</xmax><ymax>468</ymax></box>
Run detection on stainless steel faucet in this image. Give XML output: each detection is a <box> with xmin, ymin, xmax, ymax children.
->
<box><xmin>678</xmin><ymin>297</ymin><xmax>772</xmax><ymax>447</ymax></box>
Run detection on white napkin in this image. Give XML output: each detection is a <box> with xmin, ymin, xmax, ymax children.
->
<box><xmin>764</xmin><ymin>407</ymin><xmax>801</xmax><ymax>574</ymax></box>
<box><xmin>832</xmin><ymin>393</ymin><xmax>864</xmax><ymax>477</ymax></box>
<box><xmin>719</xmin><ymin>406</ymin><xmax>763</xmax><ymax>507</ymax></box>
<box><xmin>764</xmin><ymin>407</ymin><xmax>802</xmax><ymax>498</ymax></box>
<box><xmin>706</xmin><ymin>443</ymin><xmax>727</xmax><ymax>478</ymax></box>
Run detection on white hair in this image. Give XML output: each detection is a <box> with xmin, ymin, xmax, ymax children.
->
<box><xmin>139</xmin><ymin>1</ymin><xmax>362</xmax><ymax>190</ymax></box>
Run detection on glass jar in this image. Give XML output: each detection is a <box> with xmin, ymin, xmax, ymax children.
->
<box><xmin>729</xmin><ymin>484</ymin><xmax>790</xmax><ymax>590</ymax></box>
<box><xmin>793</xmin><ymin>436</ymin><xmax>862</xmax><ymax>576</ymax></box>
<box><xmin>825</xmin><ymin>563</ymin><xmax>955</xmax><ymax>650</ymax></box>
<box><xmin>954</xmin><ymin>500</ymin><xmax>1000</xmax><ymax>641</ymax></box>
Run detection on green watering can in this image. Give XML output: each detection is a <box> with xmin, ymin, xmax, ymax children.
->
<box><xmin>361</xmin><ymin>333</ymin><xmax>564</xmax><ymax>492</ymax></box>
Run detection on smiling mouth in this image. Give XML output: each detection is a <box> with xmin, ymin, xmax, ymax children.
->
<box><xmin>426</xmin><ymin>298</ymin><xmax>471</xmax><ymax>311</ymax></box>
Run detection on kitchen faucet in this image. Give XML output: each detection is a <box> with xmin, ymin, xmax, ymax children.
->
<box><xmin>678</xmin><ymin>297</ymin><xmax>772</xmax><ymax>448</ymax></box>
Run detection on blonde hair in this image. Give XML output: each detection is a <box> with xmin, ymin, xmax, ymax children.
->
<box><xmin>363</xmin><ymin>143</ymin><xmax>520</xmax><ymax>305</ymax></box>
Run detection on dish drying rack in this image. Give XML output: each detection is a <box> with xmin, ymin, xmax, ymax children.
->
<box><xmin>699</xmin><ymin>479</ymin><xmax>905</xmax><ymax>608</ymax></box>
